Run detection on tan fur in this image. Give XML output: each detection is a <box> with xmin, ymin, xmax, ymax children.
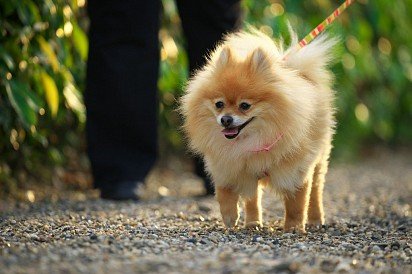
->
<box><xmin>284</xmin><ymin>179</ymin><xmax>311</xmax><ymax>233</ymax></box>
<box><xmin>216</xmin><ymin>186</ymin><xmax>240</xmax><ymax>227</ymax></box>
<box><xmin>308</xmin><ymin>150</ymin><xmax>330</xmax><ymax>225</ymax></box>
<box><xmin>244</xmin><ymin>184</ymin><xmax>263</xmax><ymax>228</ymax></box>
<box><xmin>180</xmin><ymin>29</ymin><xmax>336</xmax><ymax>232</ymax></box>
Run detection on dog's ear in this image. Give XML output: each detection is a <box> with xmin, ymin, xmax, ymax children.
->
<box><xmin>249</xmin><ymin>47</ymin><xmax>271</xmax><ymax>74</ymax></box>
<box><xmin>216</xmin><ymin>46</ymin><xmax>232</xmax><ymax>68</ymax></box>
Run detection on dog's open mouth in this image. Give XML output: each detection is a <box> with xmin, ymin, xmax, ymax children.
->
<box><xmin>221</xmin><ymin>117</ymin><xmax>255</xmax><ymax>139</ymax></box>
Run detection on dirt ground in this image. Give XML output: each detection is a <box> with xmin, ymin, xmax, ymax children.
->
<box><xmin>0</xmin><ymin>148</ymin><xmax>411</xmax><ymax>273</ymax></box>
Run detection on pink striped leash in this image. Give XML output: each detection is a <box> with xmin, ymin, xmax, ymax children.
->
<box><xmin>284</xmin><ymin>0</ymin><xmax>356</xmax><ymax>58</ymax></box>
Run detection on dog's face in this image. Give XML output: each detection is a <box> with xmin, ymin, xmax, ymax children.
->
<box><xmin>204</xmin><ymin>86</ymin><xmax>279</xmax><ymax>141</ymax></box>
<box><xmin>184</xmin><ymin>47</ymin><xmax>291</xmax><ymax>142</ymax></box>
<box><xmin>209</xmin><ymin>94</ymin><xmax>255</xmax><ymax>139</ymax></box>
<box><xmin>181</xmin><ymin>45</ymin><xmax>317</xmax><ymax>155</ymax></box>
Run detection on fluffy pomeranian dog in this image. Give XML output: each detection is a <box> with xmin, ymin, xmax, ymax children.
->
<box><xmin>180</xmin><ymin>29</ymin><xmax>336</xmax><ymax>233</ymax></box>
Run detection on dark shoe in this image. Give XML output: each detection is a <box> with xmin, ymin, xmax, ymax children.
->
<box><xmin>100</xmin><ymin>181</ymin><xmax>141</xmax><ymax>201</ymax></box>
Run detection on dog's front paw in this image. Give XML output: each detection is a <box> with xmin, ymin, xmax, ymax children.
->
<box><xmin>307</xmin><ymin>218</ymin><xmax>324</xmax><ymax>228</ymax></box>
<box><xmin>245</xmin><ymin>221</ymin><xmax>262</xmax><ymax>229</ymax></box>
<box><xmin>216</xmin><ymin>187</ymin><xmax>240</xmax><ymax>228</ymax></box>
<box><xmin>284</xmin><ymin>220</ymin><xmax>306</xmax><ymax>234</ymax></box>
<box><xmin>220</xmin><ymin>208</ymin><xmax>239</xmax><ymax>228</ymax></box>
<box><xmin>222</xmin><ymin>215</ymin><xmax>239</xmax><ymax>228</ymax></box>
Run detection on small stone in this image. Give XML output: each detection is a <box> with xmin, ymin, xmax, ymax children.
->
<box><xmin>198</xmin><ymin>205</ymin><xmax>211</xmax><ymax>213</ymax></box>
<box><xmin>320</xmin><ymin>259</ymin><xmax>339</xmax><ymax>273</ymax></box>
<box><xmin>391</xmin><ymin>241</ymin><xmax>401</xmax><ymax>250</ymax></box>
<box><xmin>218</xmin><ymin>251</ymin><xmax>231</xmax><ymax>261</ymax></box>
<box><xmin>200</xmin><ymin>238</ymin><xmax>212</xmax><ymax>245</ymax></box>
<box><xmin>158</xmin><ymin>240</ymin><xmax>169</xmax><ymax>247</ymax></box>
<box><xmin>293</xmin><ymin>243</ymin><xmax>307</xmax><ymax>250</ymax></box>
<box><xmin>186</xmin><ymin>238</ymin><xmax>197</xmax><ymax>244</ymax></box>
<box><xmin>209</xmin><ymin>235</ymin><xmax>219</xmax><ymax>243</ymax></box>
<box><xmin>272</xmin><ymin>239</ymin><xmax>280</xmax><ymax>245</ymax></box>
<box><xmin>331</xmin><ymin>229</ymin><xmax>342</xmax><ymax>236</ymax></box>
<box><xmin>29</xmin><ymin>234</ymin><xmax>39</xmax><ymax>241</ymax></box>
<box><xmin>37</xmin><ymin>236</ymin><xmax>47</xmax><ymax>242</ymax></box>
<box><xmin>397</xmin><ymin>225</ymin><xmax>406</xmax><ymax>231</ymax></box>
<box><xmin>398</xmin><ymin>240</ymin><xmax>407</xmax><ymax>247</ymax></box>
<box><xmin>272</xmin><ymin>261</ymin><xmax>300</xmax><ymax>273</ymax></box>
<box><xmin>371</xmin><ymin>245</ymin><xmax>381</xmax><ymax>253</ymax></box>
<box><xmin>98</xmin><ymin>235</ymin><xmax>106</xmax><ymax>242</ymax></box>
<box><xmin>372</xmin><ymin>242</ymin><xmax>388</xmax><ymax>250</ymax></box>
<box><xmin>90</xmin><ymin>234</ymin><xmax>98</xmax><ymax>241</ymax></box>
<box><xmin>371</xmin><ymin>233</ymin><xmax>382</xmax><ymax>241</ymax></box>
<box><xmin>335</xmin><ymin>261</ymin><xmax>351</xmax><ymax>272</ymax></box>
<box><xmin>323</xmin><ymin>239</ymin><xmax>332</xmax><ymax>245</ymax></box>
<box><xmin>252</xmin><ymin>236</ymin><xmax>262</xmax><ymax>243</ymax></box>
<box><xmin>178</xmin><ymin>212</ymin><xmax>186</xmax><ymax>219</ymax></box>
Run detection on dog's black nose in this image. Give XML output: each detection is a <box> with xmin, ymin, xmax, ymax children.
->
<box><xmin>221</xmin><ymin>116</ymin><xmax>233</xmax><ymax>127</ymax></box>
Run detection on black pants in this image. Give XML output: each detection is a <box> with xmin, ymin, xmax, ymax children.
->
<box><xmin>86</xmin><ymin>0</ymin><xmax>242</xmax><ymax>192</ymax></box>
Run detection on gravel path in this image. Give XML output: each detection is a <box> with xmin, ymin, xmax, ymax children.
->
<box><xmin>1</xmin><ymin>149</ymin><xmax>411</xmax><ymax>273</ymax></box>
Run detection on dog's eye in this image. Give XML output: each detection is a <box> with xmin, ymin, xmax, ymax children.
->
<box><xmin>239</xmin><ymin>102</ymin><xmax>251</xmax><ymax>110</ymax></box>
<box><xmin>215</xmin><ymin>101</ymin><xmax>224</xmax><ymax>109</ymax></box>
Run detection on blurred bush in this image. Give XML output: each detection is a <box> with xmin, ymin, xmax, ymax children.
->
<box><xmin>241</xmin><ymin>0</ymin><xmax>412</xmax><ymax>159</ymax></box>
<box><xmin>1</xmin><ymin>0</ymin><xmax>411</xmax><ymax>192</ymax></box>
<box><xmin>0</xmin><ymin>0</ymin><xmax>88</xmax><ymax>193</ymax></box>
<box><xmin>160</xmin><ymin>0</ymin><xmax>412</xmax><ymax>159</ymax></box>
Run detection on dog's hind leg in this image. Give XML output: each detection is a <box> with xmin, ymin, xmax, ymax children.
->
<box><xmin>283</xmin><ymin>178</ymin><xmax>311</xmax><ymax>233</ymax></box>
<box><xmin>307</xmin><ymin>160</ymin><xmax>328</xmax><ymax>226</ymax></box>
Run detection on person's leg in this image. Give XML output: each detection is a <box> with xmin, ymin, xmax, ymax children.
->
<box><xmin>86</xmin><ymin>0</ymin><xmax>160</xmax><ymax>199</ymax></box>
<box><xmin>176</xmin><ymin>0</ymin><xmax>242</xmax><ymax>72</ymax></box>
<box><xmin>176</xmin><ymin>0</ymin><xmax>242</xmax><ymax>195</ymax></box>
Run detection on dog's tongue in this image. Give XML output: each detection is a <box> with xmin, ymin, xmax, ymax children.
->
<box><xmin>222</xmin><ymin>127</ymin><xmax>239</xmax><ymax>137</ymax></box>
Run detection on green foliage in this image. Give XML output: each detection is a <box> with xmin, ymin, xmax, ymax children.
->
<box><xmin>241</xmin><ymin>0</ymin><xmax>412</xmax><ymax>159</ymax></box>
<box><xmin>1</xmin><ymin>0</ymin><xmax>412</xmax><ymax>191</ymax></box>
<box><xmin>159</xmin><ymin>0</ymin><xmax>412</xmax><ymax>158</ymax></box>
<box><xmin>0</xmin><ymin>0</ymin><xmax>87</xmax><ymax>190</ymax></box>
<box><xmin>157</xmin><ymin>1</ymin><xmax>189</xmax><ymax>153</ymax></box>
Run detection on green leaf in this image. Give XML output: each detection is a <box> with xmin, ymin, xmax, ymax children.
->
<box><xmin>61</xmin><ymin>68</ymin><xmax>85</xmax><ymax>122</ymax></box>
<box><xmin>24</xmin><ymin>0</ymin><xmax>41</xmax><ymax>22</ymax></box>
<box><xmin>21</xmin><ymin>83</ymin><xmax>43</xmax><ymax>110</ymax></box>
<box><xmin>1</xmin><ymin>1</ymin><xmax>17</xmax><ymax>16</ymax></box>
<box><xmin>72</xmin><ymin>21</ymin><xmax>88</xmax><ymax>61</ymax></box>
<box><xmin>11</xmin><ymin>81</ymin><xmax>41</xmax><ymax>112</ymax></box>
<box><xmin>15</xmin><ymin>0</ymin><xmax>40</xmax><ymax>24</ymax></box>
<box><xmin>63</xmin><ymin>82</ymin><xmax>85</xmax><ymax>122</ymax></box>
<box><xmin>16</xmin><ymin>2</ymin><xmax>30</xmax><ymax>25</ymax></box>
<box><xmin>61</xmin><ymin>68</ymin><xmax>74</xmax><ymax>82</ymax></box>
<box><xmin>40</xmin><ymin>70</ymin><xmax>59</xmax><ymax>117</ymax></box>
<box><xmin>5</xmin><ymin>80</ymin><xmax>37</xmax><ymax>127</ymax></box>
<box><xmin>0</xmin><ymin>45</ymin><xmax>15</xmax><ymax>70</ymax></box>
<box><xmin>37</xmin><ymin>37</ymin><xmax>60</xmax><ymax>72</ymax></box>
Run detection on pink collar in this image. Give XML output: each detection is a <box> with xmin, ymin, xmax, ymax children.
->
<box><xmin>250</xmin><ymin>133</ymin><xmax>283</xmax><ymax>153</ymax></box>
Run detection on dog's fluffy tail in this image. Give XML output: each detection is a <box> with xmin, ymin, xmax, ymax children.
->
<box><xmin>285</xmin><ymin>28</ymin><xmax>338</xmax><ymax>86</ymax></box>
